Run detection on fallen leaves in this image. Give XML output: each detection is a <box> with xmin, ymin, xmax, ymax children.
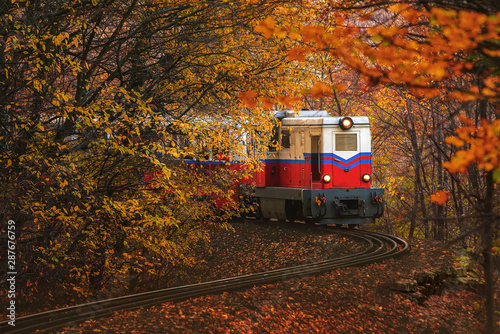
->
<box><xmin>62</xmin><ymin>225</ymin><xmax>494</xmax><ymax>334</ymax></box>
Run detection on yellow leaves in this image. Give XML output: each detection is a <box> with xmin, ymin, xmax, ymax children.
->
<box><xmin>31</xmin><ymin>79</ymin><xmax>43</xmax><ymax>92</ymax></box>
<box><xmin>430</xmin><ymin>190</ymin><xmax>450</xmax><ymax>206</ymax></box>
<box><xmin>60</xmin><ymin>179</ymin><xmax>68</xmax><ymax>189</ymax></box>
<box><xmin>53</xmin><ymin>32</ymin><xmax>69</xmax><ymax>46</ymax></box>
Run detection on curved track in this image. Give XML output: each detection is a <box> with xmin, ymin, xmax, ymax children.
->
<box><xmin>0</xmin><ymin>226</ymin><xmax>409</xmax><ymax>333</ymax></box>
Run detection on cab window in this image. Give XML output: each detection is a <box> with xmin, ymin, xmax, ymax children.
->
<box><xmin>335</xmin><ymin>133</ymin><xmax>357</xmax><ymax>151</ymax></box>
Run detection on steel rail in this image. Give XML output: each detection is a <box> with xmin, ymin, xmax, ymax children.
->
<box><xmin>0</xmin><ymin>227</ymin><xmax>409</xmax><ymax>333</ymax></box>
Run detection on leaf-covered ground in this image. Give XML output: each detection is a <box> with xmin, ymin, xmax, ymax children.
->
<box><xmin>64</xmin><ymin>220</ymin><xmax>496</xmax><ymax>333</ymax></box>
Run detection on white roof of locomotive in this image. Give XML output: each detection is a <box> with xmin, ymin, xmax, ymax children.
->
<box><xmin>276</xmin><ymin>110</ymin><xmax>369</xmax><ymax>125</ymax></box>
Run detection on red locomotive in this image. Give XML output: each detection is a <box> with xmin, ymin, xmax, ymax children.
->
<box><xmin>253</xmin><ymin>110</ymin><xmax>384</xmax><ymax>226</ymax></box>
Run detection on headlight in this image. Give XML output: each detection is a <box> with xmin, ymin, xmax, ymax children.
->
<box><xmin>323</xmin><ymin>174</ymin><xmax>332</xmax><ymax>183</ymax></box>
<box><xmin>339</xmin><ymin>117</ymin><xmax>353</xmax><ymax>130</ymax></box>
<box><xmin>362</xmin><ymin>173</ymin><xmax>371</xmax><ymax>183</ymax></box>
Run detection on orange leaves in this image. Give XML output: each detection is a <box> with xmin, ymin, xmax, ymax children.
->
<box><xmin>255</xmin><ymin>5</ymin><xmax>500</xmax><ymax>102</ymax></box>
<box><xmin>286</xmin><ymin>46</ymin><xmax>310</xmax><ymax>61</ymax></box>
<box><xmin>254</xmin><ymin>18</ymin><xmax>329</xmax><ymax>46</ymax></box>
<box><xmin>430</xmin><ymin>190</ymin><xmax>450</xmax><ymax>205</ymax></box>
<box><xmin>239</xmin><ymin>90</ymin><xmax>300</xmax><ymax>109</ymax></box>
<box><xmin>298</xmin><ymin>82</ymin><xmax>345</xmax><ymax>100</ymax></box>
<box><xmin>310</xmin><ymin>82</ymin><xmax>333</xmax><ymax>99</ymax></box>
<box><xmin>258</xmin><ymin>97</ymin><xmax>275</xmax><ymax>109</ymax></box>
<box><xmin>254</xmin><ymin>16</ymin><xmax>277</xmax><ymax>39</ymax></box>
<box><xmin>445</xmin><ymin>136</ymin><xmax>465</xmax><ymax>148</ymax></box>
<box><xmin>442</xmin><ymin>116</ymin><xmax>500</xmax><ymax>176</ymax></box>
<box><xmin>239</xmin><ymin>90</ymin><xmax>258</xmax><ymax>109</ymax></box>
<box><xmin>442</xmin><ymin>150</ymin><xmax>476</xmax><ymax>174</ymax></box>
<box><xmin>300</xmin><ymin>25</ymin><xmax>326</xmax><ymax>45</ymax></box>
<box><xmin>254</xmin><ymin>16</ymin><xmax>288</xmax><ymax>39</ymax></box>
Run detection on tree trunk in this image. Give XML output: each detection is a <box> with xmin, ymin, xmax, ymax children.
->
<box><xmin>407</xmin><ymin>102</ymin><xmax>428</xmax><ymax>238</ymax></box>
<box><xmin>482</xmin><ymin>171</ymin><xmax>496</xmax><ymax>334</ymax></box>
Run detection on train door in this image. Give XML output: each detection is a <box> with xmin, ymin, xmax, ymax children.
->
<box><xmin>279</xmin><ymin>127</ymin><xmax>292</xmax><ymax>186</ymax></box>
<box><xmin>310</xmin><ymin>135</ymin><xmax>321</xmax><ymax>183</ymax></box>
<box><xmin>292</xmin><ymin>127</ymin><xmax>311</xmax><ymax>187</ymax></box>
<box><xmin>332</xmin><ymin>131</ymin><xmax>360</xmax><ymax>187</ymax></box>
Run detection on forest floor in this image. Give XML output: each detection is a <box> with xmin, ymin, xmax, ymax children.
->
<box><xmin>64</xmin><ymin>219</ymin><xmax>497</xmax><ymax>333</ymax></box>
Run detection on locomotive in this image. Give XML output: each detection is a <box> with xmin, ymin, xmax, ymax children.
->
<box><xmin>253</xmin><ymin>110</ymin><xmax>384</xmax><ymax>226</ymax></box>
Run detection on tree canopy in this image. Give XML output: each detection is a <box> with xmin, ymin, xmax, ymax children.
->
<box><xmin>0</xmin><ymin>0</ymin><xmax>301</xmax><ymax>304</ymax></box>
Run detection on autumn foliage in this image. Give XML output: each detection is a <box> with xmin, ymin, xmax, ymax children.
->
<box><xmin>248</xmin><ymin>1</ymin><xmax>500</xmax><ymax>331</ymax></box>
<box><xmin>0</xmin><ymin>0</ymin><xmax>294</xmax><ymax>308</ymax></box>
<box><xmin>1</xmin><ymin>0</ymin><xmax>499</xmax><ymax>331</ymax></box>
<box><xmin>443</xmin><ymin>116</ymin><xmax>500</xmax><ymax>176</ymax></box>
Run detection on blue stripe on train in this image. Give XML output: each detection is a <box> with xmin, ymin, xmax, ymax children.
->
<box><xmin>265</xmin><ymin>152</ymin><xmax>371</xmax><ymax>169</ymax></box>
<box><xmin>304</xmin><ymin>152</ymin><xmax>371</xmax><ymax>162</ymax></box>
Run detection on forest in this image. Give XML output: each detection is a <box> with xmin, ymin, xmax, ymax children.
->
<box><xmin>0</xmin><ymin>0</ymin><xmax>499</xmax><ymax>332</ymax></box>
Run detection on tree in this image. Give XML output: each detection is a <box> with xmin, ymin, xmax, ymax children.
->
<box><xmin>0</xmin><ymin>0</ymin><xmax>297</xmax><ymax>306</ymax></box>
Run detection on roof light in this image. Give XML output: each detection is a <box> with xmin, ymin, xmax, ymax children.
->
<box><xmin>339</xmin><ymin>117</ymin><xmax>353</xmax><ymax>130</ymax></box>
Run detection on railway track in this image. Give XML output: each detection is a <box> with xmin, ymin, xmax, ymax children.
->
<box><xmin>0</xmin><ymin>224</ymin><xmax>409</xmax><ymax>333</ymax></box>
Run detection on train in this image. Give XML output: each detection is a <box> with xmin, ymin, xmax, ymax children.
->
<box><xmin>252</xmin><ymin>110</ymin><xmax>384</xmax><ymax>226</ymax></box>
<box><xmin>164</xmin><ymin>110</ymin><xmax>385</xmax><ymax>226</ymax></box>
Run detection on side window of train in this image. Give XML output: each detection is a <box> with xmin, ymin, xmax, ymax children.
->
<box><xmin>281</xmin><ymin>129</ymin><xmax>291</xmax><ymax>149</ymax></box>
<box><xmin>335</xmin><ymin>133</ymin><xmax>358</xmax><ymax>151</ymax></box>
<box><xmin>269</xmin><ymin>126</ymin><xmax>279</xmax><ymax>152</ymax></box>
